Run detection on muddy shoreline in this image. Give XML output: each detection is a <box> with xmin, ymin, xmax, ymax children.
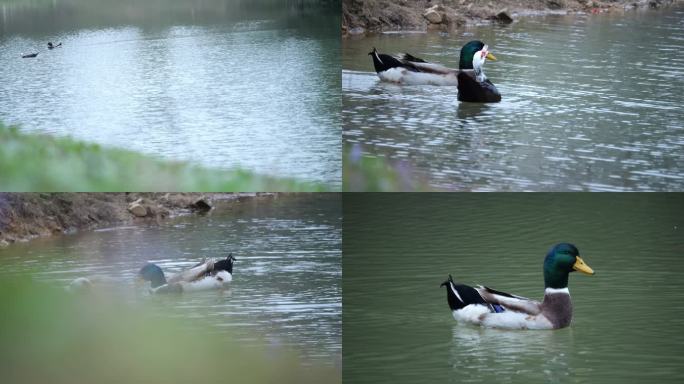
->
<box><xmin>0</xmin><ymin>193</ymin><xmax>276</xmax><ymax>246</ymax></box>
<box><xmin>342</xmin><ymin>0</ymin><xmax>680</xmax><ymax>35</ymax></box>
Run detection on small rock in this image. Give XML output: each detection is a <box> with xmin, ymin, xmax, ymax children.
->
<box><xmin>368</xmin><ymin>17</ymin><xmax>382</xmax><ymax>28</ymax></box>
<box><xmin>423</xmin><ymin>5</ymin><xmax>445</xmax><ymax>24</ymax></box>
<box><xmin>547</xmin><ymin>0</ymin><xmax>565</xmax><ymax>10</ymax></box>
<box><xmin>348</xmin><ymin>26</ymin><xmax>365</xmax><ymax>35</ymax></box>
<box><xmin>128</xmin><ymin>202</ymin><xmax>148</xmax><ymax>217</ymax></box>
<box><xmin>191</xmin><ymin>197</ymin><xmax>212</xmax><ymax>211</ymax></box>
<box><xmin>493</xmin><ymin>9</ymin><xmax>513</xmax><ymax>24</ymax></box>
<box><xmin>424</xmin><ymin>10</ymin><xmax>443</xmax><ymax>24</ymax></box>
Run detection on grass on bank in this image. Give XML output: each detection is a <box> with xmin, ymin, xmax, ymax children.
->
<box><xmin>0</xmin><ymin>124</ymin><xmax>329</xmax><ymax>191</ymax></box>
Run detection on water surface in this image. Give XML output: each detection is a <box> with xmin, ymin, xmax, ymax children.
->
<box><xmin>0</xmin><ymin>194</ymin><xmax>341</xmax><ymax>368</ymax></box>
<box><xmin>343</xmin><ymin>193</ymin><xmax>684</xmax><ymax>383</ymax></box>
<box><xmin>1</xmin><ymin>0</ymin><xmax>341</xmax><ymax>187</ymax></box>
<box><xmin>343</xmin><ymin>7</ymin><xmax>684</xmax><ymax>191</ymax></box>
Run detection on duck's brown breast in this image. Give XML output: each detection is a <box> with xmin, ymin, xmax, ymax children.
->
<box><xmin>541</xmin><ymin>292</ymin><xmax>573</xmax><ymax>329</ymax></box>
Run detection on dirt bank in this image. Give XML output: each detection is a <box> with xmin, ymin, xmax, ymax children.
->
<box><xmin>0</xmin><ymin>193</ymin><xmax>274</xmax><ymax>246</ymax></box>
<box><xmin>342</xmin><ymin>0</ymin><xmax>680</xmax><ymax>34</ymax></box>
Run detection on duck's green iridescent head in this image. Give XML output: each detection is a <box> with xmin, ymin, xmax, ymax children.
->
<box><xmin>543</xmin><ymin>243</ymin><xmax>594</xmax><ymax>289</ymax></box>
<box><xmin>138</xmin><ymin>263</ymin><xmax>167</xmax><ymax>288</ymax></box>
<box><xmin>459</xmin><ymin>40</ymin><xmax>497</xmax><ymax>70</ymax></box>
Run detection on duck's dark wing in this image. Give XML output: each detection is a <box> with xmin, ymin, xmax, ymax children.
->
<box><xmin>369</xmin><ymin>48</ymin><xmax>421</xmax><ymax>73</ymax></box>
<box><xmin>476</xmin><ymin>285</ymin><xmax>542</xmax><ymax>316</ymax></box>
<box><xmin>370</xmin><ymin>48</ymin><xmax>460</xmax><ymax>78</ymax></box>
<box><xmin>441</xmin><ymin>275</ymin><xmax>504</xmax><ymax>313</ymax></box>
<box><xmin>167</xmin><ymin>260</ymin><xmax>213</xmax><ymax>283</ymax></box>
<box><xmin>396</xmin><ymin>53</ymin><xmax>457</xmax><ymax>75</ymax></box>
<box><xmin>457</xmin><ymin>71</ymin><xmax>501</xmax><ymax>103</ymax></box>
<box><xmin>398</xmin><ymin>52</ymin><xmax>427</xmax><ymax>63</ymax></box>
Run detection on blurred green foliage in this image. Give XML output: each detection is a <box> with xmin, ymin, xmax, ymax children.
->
<box><xmin>0</xmin><ymin>123</ymin><xmax>329</xmax><ymax>191</ymax></box>
<box><xmin>0</xmin><ymin>277</ymin><xmax>339</xmax><ymax>384</ymax></box>
<box><xmin>343</xmin><ymin>143</ymin><xmax>433</xmax><ymax>192</ymax></box>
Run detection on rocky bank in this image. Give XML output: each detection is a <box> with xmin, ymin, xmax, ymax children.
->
<box><xmin>342</xmin><ymin>0</ymin><xmax>680</xmax><ymax>34</ymax></box>
<box><xmin>0</xmin><ymin>193</ymin><xmax>274</xmax><ymax>246</ymax></box>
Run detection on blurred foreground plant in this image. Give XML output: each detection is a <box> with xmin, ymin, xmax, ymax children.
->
<box><xmin>343</xmin><ymin>143</ymin><xmax>432</xmax><ymax>192</ymax></box>
<box><xmin>0</xmin><ymin>277</ymin><xmax>339</xmax><ymax>384</ymax></box>
<box><xmin>0</xmin><ymin>123</ymin><xmax>329</xmax><ymax>192</ymax></box>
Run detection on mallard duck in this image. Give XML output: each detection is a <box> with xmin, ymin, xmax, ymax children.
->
<box><xmin>47</xmin><ymin>42</ymin><xmax>62</xmax><ymax>49</ymax></box>
<box><xmin>440</xmin><ymin>243</ymin><xmax>594</xmax><ymax>330</ymax></box>
<box><xmin>138</xmin><ymin>254</ymin><xmax>236</xmax><ymax>294</ymax></box>
<box><xmin>456</xmin><ymin>41</ymin><xmax>501</xmax><ymax>103</ymax></box>
<box><xmin>368</xmin><ymin>40</ymin><xmax>500</xmax><ymax>102</ymax></box>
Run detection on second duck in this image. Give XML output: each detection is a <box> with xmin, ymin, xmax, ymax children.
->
<box><xmin>138</xmin><ymin>254</ymin><xmax>236</xmax><ymax>294</ymax></box>
<box><xmin>368</xmin><ymin>40</ymin><xmax>501</xmax><ymax>102</ymax></box>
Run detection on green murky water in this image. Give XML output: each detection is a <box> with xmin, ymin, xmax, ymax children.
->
<box><xmin>343</xmin><ymin>193</ymin><xmax>684</xmax><ymax>383</ymax></box>
<box><xmin>343</xmin><ymin>6</ymin><xmax>684</xmax><ymax>191</ymax></box>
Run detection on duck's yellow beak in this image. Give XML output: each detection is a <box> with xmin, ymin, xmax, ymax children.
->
<box><xmin>573</xmin><ymin>256</ymin><xmax>594</xmax><ymax>275</ymax></box>
<box><xmin>486</xmin><ymin>52</ymin><xmax>497</xmax><ymax>61</ymax></box>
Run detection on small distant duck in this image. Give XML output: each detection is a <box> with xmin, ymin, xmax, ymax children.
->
<box><xmin>138</xmin><ymin>254</ymin><xmax>236</xmax><ymax>294</ymax></box>
<box><xmin>66</xmin><ymin>275</ymin><xmax>123</xmax><ymax>293</ymax></box>
<box><xmin>440</xmin><ymin>243</ymin><xmax>594</xmax><ymax>330</ymax></box>
<box><xmin>368</xmin><ymin>40</ymin><xmax>501</xmax><ymax>102</ymax></box>
<box><xmin>21</xmin><ymin>53</ymin><xmax>39</xmax><ymax>58</ymax></box>
<box><xmin>47</xmin><ymin>42</ymin><xmax>62</xmax><ymax>49</ymax></box>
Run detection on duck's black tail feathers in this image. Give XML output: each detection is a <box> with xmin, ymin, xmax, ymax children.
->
<box><xmin>441</xmin><ymin>275</ymin><xmax>492</xmax><ymax>312</ymax></box>
<box><xmin>213</xmin><ymin>253</ymin><xmax>236</xmax><ymax>274</ymax></box>
<box><xmin>368</xmin><ymin>47</ymin><xmax>417</xmax><ymax>74</ymax></box>
<box><xmin>398</xmin><ymin>53</ymin><xmax>427</xmax><ymax>63</ymax></box>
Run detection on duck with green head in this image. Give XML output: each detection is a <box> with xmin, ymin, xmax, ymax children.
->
<box><xmin>456</xmin><ymin>40</ymin><xmax>501</xmax><ymax>103</ymax></box>
<box><xmin>440</xmin><ymin>243</ymin><xmax>594</xmax><ymax>330</ymax></box>
<box><xmin>137</xmin><ymin>254</ymin><xmax>236</xmax><ymax>294</ymax></box>
<box><xmin>368</xmin><ymin>40</ymin><xmax>501</xmax><ymax>102</ymax></box>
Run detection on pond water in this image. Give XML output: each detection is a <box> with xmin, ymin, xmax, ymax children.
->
<box><xmin>0</xmin><ymin>0</ymin><xmax>340</xmax><ymax>187</ymax></box>
<box><xmin>0</xmin><ymin>194</ymin><xmax>341</xmax><ymax>368</ymax></box>
<box><xmin>343</xmin><ymin>193</ymin><xmax>684</xmax><ymax>383</ymax></box>
<box><xmin>343</xmin><ymin>6</ymin><xmax>684</xmax><ymax>191</ymax></box>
